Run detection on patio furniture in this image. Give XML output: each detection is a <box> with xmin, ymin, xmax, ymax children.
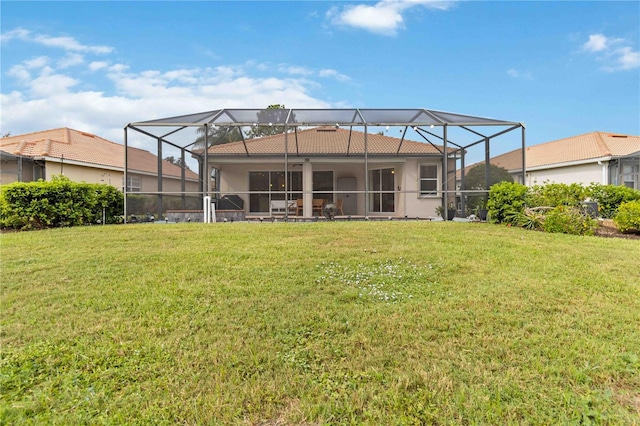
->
<box><xmin>312</xmin><ymin>199</ymin><xmax>324</xmax><ymax>216</ymax></box>
<box><xmin>296</xmin><ymin>199</ymin><xmax>303</xmax><ymax>216</ymax></box>
<box><xmin>270</xmin><ymin>200</ymin><xmax>296</xmax><ymax>215</ymax></box>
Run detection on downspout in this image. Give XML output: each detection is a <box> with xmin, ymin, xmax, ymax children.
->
<box><xmin>597</xmin><ymin>160</ymin><xmax>607</xmax><ymax>184</ymax></box>
<box><xmin>17</xmin><ymin>156</ymin><xmax>23</xmax><ymax>182</ymax></box>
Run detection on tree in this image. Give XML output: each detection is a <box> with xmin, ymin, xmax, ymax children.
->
<box><xmin>462</xmin><ymin>163</ymin><xmax>514</xmax><ymax>191</ymax></box>
<box><xmin>163</xmin><ymin>156</ymin><xmax>191</xmax><ymax>170</ymax></box>
<box><xmin>194</xmin><ymin>125</ymin><xmax>244</xmax><ymax>149</ymax></box>
<box><xmin>462</xmin><ymin>164</ymin><xmax>514</xmax><ymax>213</ymax></box>
<box><xmin>243</xmin><ymin>104</ymin><xmax>293</xmax><ymax>139</ymax></box>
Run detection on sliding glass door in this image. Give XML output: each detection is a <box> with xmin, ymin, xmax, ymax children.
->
<box><xmin>369</xmin><ymin>168</ymin><xmax>395</xmax><ymax>212</ymax></box>
<box><xmin>249</xmin><ymin>171</ymin><xmax>302</xmax><ymax>213</ymax></box>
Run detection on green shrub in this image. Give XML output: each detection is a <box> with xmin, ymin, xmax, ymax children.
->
<box><xmin>0</xmin><ymin>176</ymin><xmax>124</xmax><ymax>230</ymax></box>
<box><xmin>505</xmin><ymin>207</ymin><xmax>547</xmax><ymax>230</ymax></box>
<box><xmin>587</xmin><ymin>184</ymin><xmax>640</xmax><ymax>218</ymax></box>
<box><xmin>526</xmin><ymin>183</ymin><xmax>587</xmax><ymax>208</ymax></box>
<box><xmin>542</xmin><ymin>206</ymin><xmax>597</xmax><ymax>236</ymax></box>
<box><xmin>487</xmin><ymin>181</ymin><xmax>528</xmax><ymax>224</ymax></box>
<box><xmin>614</xmin><ymin>200</ymin><xmax>640</xmax><ymax>233</ymax></box>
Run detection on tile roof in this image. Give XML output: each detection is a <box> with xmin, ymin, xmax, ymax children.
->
<box><xmin>206</xmin><ymin>126</ymin><xmax>449</xmax><ymax>157</ymax></box>
<box><xmin>487</xmin><ymin>131</ymin><xmax>640</xmax><ymax>171</ymax></box>
<box><xmin>1</xmin><ymin>128</ymin><xmax>198</xmax><ymax>179</ymax></box>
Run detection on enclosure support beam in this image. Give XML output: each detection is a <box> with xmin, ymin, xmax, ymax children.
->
<box><xmin>521</xmin><ymin>124</ymin><xmax>527</xmax><ymax>185</ymax></box>
<box><xmin>484</xmin><ymin>137</ymin><xmax>491</xmax><ymax>191</ymax></box>
<box><xmin>157</xmin><ymin>138</ymin><xmax>163</xmax><ymax>219</ymax></box>
<box><xmin>442</xmin><ymin>125</ymin><xmax>449</xmax><ymax>217</ymax></box>
<box><xmin>181</xmin><ymin>149</ymin><xmax>186</xmax><ymax>209</ymax></box>
<box><xmin>460</xmin><ymin>150</ymin><xmax>466</xmax><ymax>217</ymax></box>
<box><xmin>203</xmin><ymin>124</ymin><xmax>209</xmax><ymax>222</ymax></box>
<box><xmin>124</xmin><ymin>126</ymin><xmax>128</xmax><ymax>224</ymax></box>
<box><xmin>284</xmin><ymin>126</ymin><xmax>289</xmax><ymax>220</ymax></box>
<box><xmin>364</xmin><ymin>124</ymin><xmax>369</xmax><ymax>218</ymax></box>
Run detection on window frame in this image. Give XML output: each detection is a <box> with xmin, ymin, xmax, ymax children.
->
<box><xmin>369</xmin><ymin>167</ymin><xmax>395</xmax><ymax>213</ymax></box>
<box><xmin>125</xmin><ymin>175</ymin><xmax>141</xmax><ymax>192</ymax></box>
<box><xmin>418</xmin><ymin>163</ymin><xmax>440</xmax><ymax>198</ymax></box>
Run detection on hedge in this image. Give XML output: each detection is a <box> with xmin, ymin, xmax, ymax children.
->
<box><xmin>0</xmin><ymin>175</ymin><xmax>124</xmax><ymax>230</ymax></box>
<box><xmin>614</xmin><ymin>200</ymin><xmax>640</xmax><ymax>233</ymax></box>
<box><xmin>489</xmin><ymin>182</ymin><xmax>640</xmax><ymax>236</ymax></box>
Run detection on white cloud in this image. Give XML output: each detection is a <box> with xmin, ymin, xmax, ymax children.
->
<box><xmin>58</xmin><ymin>53</ymin><xmax>84</xmax><ymax>69</ymax></box>
<box><xmin>319</xmin><ymin>68</ymin><xmax>351</xmax><ymax>82</ymax></box>
<box><xmin>24</xmin><ymin>56</ymin><xmax>50</xmax><ymax>69</ymax></box>
<box><xmin>1</xmin><ymin>27</ymin><xmax>114</xmax><ymax>54</ymax></box>
<box><xmin>1</xmin><ymin>28</ymin><xmax>348</xmax><ymax>141</ymax></box>
<box><xmin>507</xmin><ymin>68</ymin><xmax>533</xmax><ymax>80</ymax></box>
<box><xmin>583</xmin><ymin>33</ymin><xmax>639</xmax><ymax>71</ymax></box>
<box><xmin>583</xmin><ymin>34</ymin><xmax>609</xmax><ymax>52</ymax></box>
<box><xmin>610</xmin><ymin>46</ymin><xmax>640</xmax><ymax>71</ymax></box>
<box><xmin>29</xmin><ymin>66</ymin><xmax>79</xmax><ymax>97</ymax></box>
<box><xmin>7</xmin><ymin>57</ymin><xmax>49</xmax><ymax>84</ymax></box>
<box><xmin>278</xmin><ymin>64</ymin><xmax>314</xmax><ymax>76</ymax></box>
<box><xmin>327</xmin><ymin>0</ymin><xmax>455</xmax><ymax>36</ymax></box>
<box><xmin>89</xmin><ymin>61</ymin><xmax>109</xmax><ymax>71</ymax></box>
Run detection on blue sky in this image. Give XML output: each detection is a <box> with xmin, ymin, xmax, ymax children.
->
<box><xmin>1</xmin><ymin>1</ymin><xmax>639</xmax><ymax>152</ymax></box>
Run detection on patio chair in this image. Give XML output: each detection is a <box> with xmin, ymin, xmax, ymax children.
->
<box><xmin>296</xmin><ymin>199</ymin><xmax>303</xmax><ymax>216</ymax></box>
<box><xmin>312</xmin><ymin>199</ymin><xmax>324</xmax><ymax>216</ymax></box>
<box><xmin>336</xmin><ymin>199</ymin><xmax>344</xmax><ymax>215</ymax></box>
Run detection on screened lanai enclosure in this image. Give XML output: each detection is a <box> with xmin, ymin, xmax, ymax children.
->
<box><xmin>124</xmin><ymin>108</ymin><xmax>525</xmax><ymax>222</ymax></box>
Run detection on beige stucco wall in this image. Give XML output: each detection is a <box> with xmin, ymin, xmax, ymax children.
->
<box><xmin>1</xmin><ymin>159</ymin><xmax>200</xmax><ymax>193</ymax></box>
<box><xmin>214</xmin><ymin>157</ymin><xmax>446</xmax><ymax>217</ymax></box>
<box><xmin>526</xmin><ymin>162</ymin><xmax>606</xmax><ymax>187</ymax></box>
<box><xmin>49</xmin><ymin>161</ymin><xmax>124</xmax><ymax>186</ymax></box>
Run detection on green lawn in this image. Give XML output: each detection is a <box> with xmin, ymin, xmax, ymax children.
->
<box><xmin>1</xmin><ymin>221</ymin><xmax>639</xmax><ymax>425</ymax></box>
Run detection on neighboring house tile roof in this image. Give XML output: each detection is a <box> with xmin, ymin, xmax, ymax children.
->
<box><xmin>206</xmin><ymin>126</ymin><xmax>450</xmax><ymax>157</ymax></box>
<box><xmin>488</xmin><ymin>131</ymin><xmax>640</xmax><ymax>171</ymax></box>
<box><xmin>1</xmin><ymin>128</ymin><xmax>198</xmax><ymax>179</ymax></box>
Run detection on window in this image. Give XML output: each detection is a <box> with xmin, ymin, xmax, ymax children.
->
<box><xmin>369</xmin><ymin>168</ymin><xmax>395</xmax><ymax>212</ymax></box>
<box><xmin>313</xmin><ymin>171</ymin><xmax>334</xmax><ymax>201</ymax></box>
<box><xmin>622</xmin><ymin>163</ymin><xmax>639</xmax><ymax>190</ymax></box>
<box><xmin>249</xmin><ymin>171</ymin><xmax>302</xmax><ymax>212</ymax></box>
<box><xmin>419</xmin><ymin>164</ymin><xmax>438</xmax><ymax>196</ymax></box>
<box><xmin>125</xmin><ymin>175</ymin><xmax>141</xmax><ymax>192</ymax></box>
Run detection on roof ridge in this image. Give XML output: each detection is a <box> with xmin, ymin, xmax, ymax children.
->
<box><xmin>14</xmin><ymin>140</ymin><xmax>28</xmax><ymax>155</ymax></box>
<box><xmin>593</xmin><ymin>131</ymin><xmax>612</xmax><ymax>157</ymax></box>
<box><xmin>41</xmin><ymin>139</ymin><xmax>52</xmax><ymax>156</ymax></box>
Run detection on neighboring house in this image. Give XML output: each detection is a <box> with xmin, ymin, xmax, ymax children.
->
<box><xmin>476</xmin><ymin>131</ymin><xmax>639</xmax><ymax>189</ymax></box>
<box><xmin>206</xmin><ymin>126</ymin><xmax>457</xmax><ymax>218</ymax></box>
<box><xmin>0</xmin><ymin>128</ymin><xmax>200</xmax><ymax>193</ymax></box>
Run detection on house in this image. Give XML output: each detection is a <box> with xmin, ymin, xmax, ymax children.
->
<box><xmin>1</xmin><ymin>128</ymin><xmax>202</xmax><ymax>216</ymax></box>
<box><xmin>125</xmin><ymin>107</ymin><xmax>526</xmax><ymax>221</ymax></box>
<box><xmin>205</xmin><ymin>126</ymin><xmax>458</xmax><ymax>218</ymax></box>
<box><xmin>0</xmin><ymin>127</ymin><xmax>200</xmax><ymax>190</ymax></box>
<box><xmin>488</xmin><ymin>131</ymin><xmax>639</xmax><ymax>189</ymax></box>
